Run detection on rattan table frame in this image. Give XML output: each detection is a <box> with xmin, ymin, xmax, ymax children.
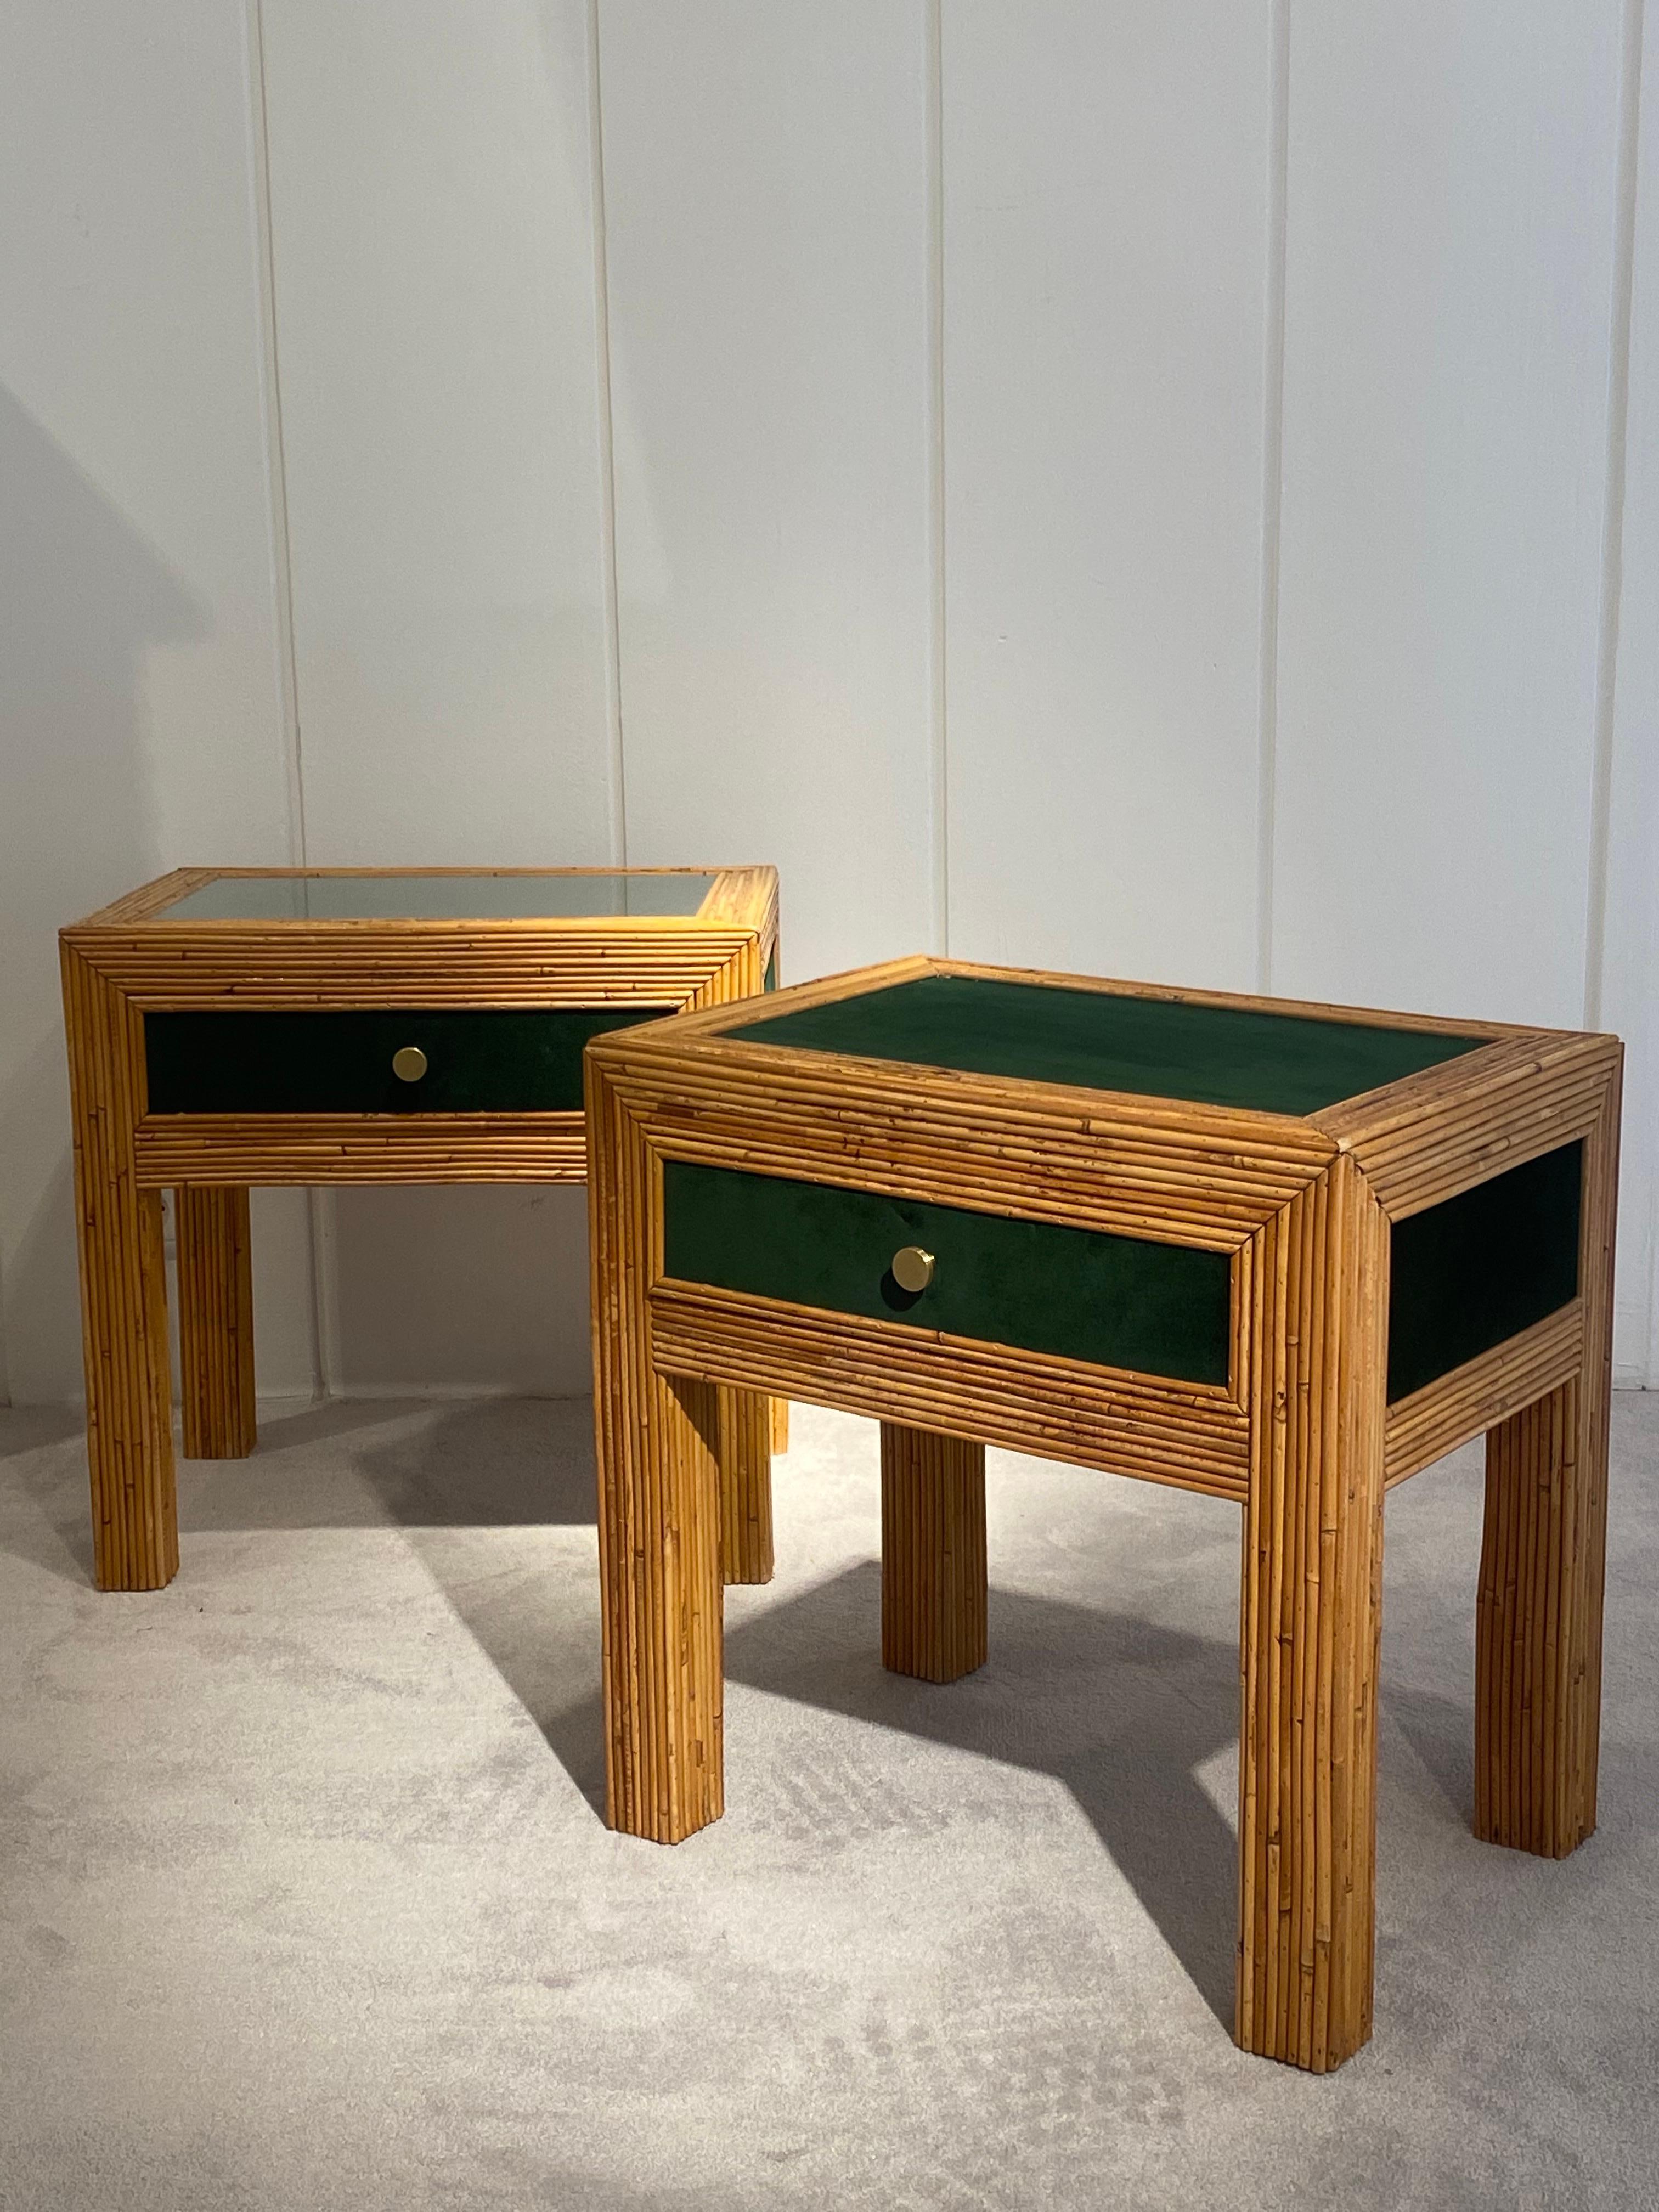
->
<box><xmin>61</xmin><ymin>865</ymin><xmax>781</xmax><ymax>1594</ymax></box>
<box><xmin>584</xmin><ymin>953</ymin><xmax>1621</xmax><ymax>2072</ymax></box>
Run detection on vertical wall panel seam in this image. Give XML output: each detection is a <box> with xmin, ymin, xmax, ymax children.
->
<box><xmin>1255</xmin><ymin>0</ymin><xmax>1290</xmax><ymax>997</ymax></box>
<box><xmin>1584</xmin><ymin>0</ymin><xmax>1646</xmax><ymax>1032</ymax></box>
<box><xmin>926</xmin><ymin>0</ymin><xmax>949</xmax><ymax>957</ymax></box>
<box><xmin>588</xmin><ymin>0</ymin><xmax>629</xmax><ymax>869</ymax></box>
<box><xmin>1634</xmin><ymin>0</ymin><xmax>1658</xmax><ymax>1386</ymax></box>
<box><xmin>246</xmin><ymin>0</ymin><xmax>329</xmax><ymax>1402</ymax></box>
<box><xmin>245</xmin><ymin>0</ymin><xmax>307</xmax><ymax>876</ymax></box>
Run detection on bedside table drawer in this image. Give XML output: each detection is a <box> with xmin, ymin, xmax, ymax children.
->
<box><xmin>661</xmin><ymin>1160</ymin><xmax>1231</xmax><ymax>1386</ymax></box>
<box><xmin>143</xmin><ymin>1007</ymin><xmax>671</xmax><ymax>1116</ymax></box>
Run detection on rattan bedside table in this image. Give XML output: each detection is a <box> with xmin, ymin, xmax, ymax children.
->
<box><xmin>60</xmin><ymin>865</ymin><xmax>782</xmax><ymax>1595</ymax></box>
<box><xmin>584</xmin><ymin>955</ymin><xmax>1621</xmax><ymax>2072</ymax></box>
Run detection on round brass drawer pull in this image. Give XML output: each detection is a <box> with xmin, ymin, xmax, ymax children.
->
<box><xmin>391</xmin><ymin>1045</ymin><xmax>428</xmax><ymax>1084</ymax></box>
<box><xmin>890</xmin><ymin>1245</ymin><xmax>935</xmax><ymax>1294</ymax></box>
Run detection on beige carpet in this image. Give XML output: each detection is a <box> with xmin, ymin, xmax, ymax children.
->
<box><xmin>2</xmin><ymin>1392</ymin><xmax>1657</xmax><ymax>2210</ymax></box>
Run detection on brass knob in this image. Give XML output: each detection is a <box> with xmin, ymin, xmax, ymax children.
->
<box><xmin>391</xmin><ymin>1045</ymin><xmax>428</xmax><ymax>1083</ymax></box>
<box><xmin>890</xmin><ymin>1245</ymin><xmax>935</xmax><ymax>1294</ymax></box>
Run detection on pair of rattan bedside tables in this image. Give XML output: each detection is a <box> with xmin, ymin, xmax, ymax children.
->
<box><xmin>61</xmin><ymin>867</ymin><xmax>1622</xmax><ymax>2075</ymax></box>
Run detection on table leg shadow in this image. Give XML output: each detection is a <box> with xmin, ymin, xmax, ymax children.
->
<box><xmin>537</xmin><ymin>1559</ymin><xmax>1243</xmax><ymax>2033</ymax></box>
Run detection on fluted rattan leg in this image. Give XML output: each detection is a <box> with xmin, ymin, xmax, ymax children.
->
<box><xmin>718</xmin><ymin>1385</ymin><xmax>774</xmax><ymax>1584</ymax></box>
<box><xmin>1474</xmin><ymin>1073</ymin><xmax>1617</xmax><ymax>1859</ymax></box>
<box><xmin>62</xmin><ymin>944</ymin><xmax>178</xmax><ymax>1590</ymax></box>
<box><xmin>589</xmin><ymin>1061</ymin><xmax>724</xmax><ymax>1843</ymax></box>
<box><xmin>176</xmin><ymin>1187</ymin><xmax>257</xmax><ymax>1460</ymax></box>
<box><xmin>880</xmin><ymin>1421</ymin><xmax>987</xmax><ymax>1684</ymax></box>
<box><xmin>1237</xmin><ymin>1158</ymin><xmax>1387</xmax><ymax>2072</ymax></box>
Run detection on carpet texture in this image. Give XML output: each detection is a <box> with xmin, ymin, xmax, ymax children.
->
<box><xmin>2</xmin><ymin>1393</ymin><xmax>1656</xmax><ymax>2211</ymax></box>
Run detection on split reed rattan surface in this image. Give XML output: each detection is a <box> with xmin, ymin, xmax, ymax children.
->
<box><xmin>584</xmin><ymin>953</ymin><xmax>1621</xmax><ymax>2074</ymax></box>
<box><xmin>61</xmin><ymin>866</ymin><xmax>782</xmax><ymax>1595</ymax></box>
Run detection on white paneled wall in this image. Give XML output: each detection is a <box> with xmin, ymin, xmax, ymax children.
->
<box><xmin>259</xmin><ymin>0</ymin><xmax>618</xmax><ymax>865</ymax></box>
<box><xmin>1602</xmin><ymin>7</ymin><xmax>1659</xmax><ymax>1386</ymax></box>
<box><xmin>1273</xmin><ymin>4</ymin><xmax>1627</xmax><ymax>1030</ymax></box>
<box><xmin>944</xmin><ymin>1</ymin><xmax>1276</xmax><ymax>990</ymax></box>
<box><xmin>258</xmin><ymin>0</ymin><xmax>617</xmax><ymax>1392</ymax></box>
<box><xmin>0</xmin><ymin>1</ymin><xmax>315</xmax><ymax>1404</ymax></box>
<box><xmin>4</xmin><ymin>0</ymin><xmax>1656</xmax><ymax>1403</ymax></box>
<box><xmin>600</xmin><ymin>3</ymin><xmax>938</xmax><ymax>984</ymax></box>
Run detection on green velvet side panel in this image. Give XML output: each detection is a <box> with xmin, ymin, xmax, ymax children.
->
<box><xmin>663</xmin><ymin>1161</ymin><xmax>1232</xmax><ymax>1386</ymax></box>
<box><xmin>144</xmin><ymin>1007</ymin><xmax>672</xmax><ymax>1115</ymax></box>
<box><xmin>763</xmin><ymin>950</ymin><xmax>777</xmax><ymax>994</ymax></box>
<box><xmin>734</xmin><ymin>973</ymin><xmax>1485</xmax><ymax>1117</ymax></box>
<box><xmin>1386</xmin><ymin>1141</ymin><xmax>1583</xmax><ymax>1403</ymax></box>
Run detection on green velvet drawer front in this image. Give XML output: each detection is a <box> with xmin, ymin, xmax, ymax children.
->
<box><xmin>662</xmin><ymin>1161</ymin><xmax>1232</xmax><ymax>1386</ymax></box>
<box><xmin>1386</xmin><ymin>1141</ymin><xmax>1583</xmax><ymax>1402</ymax></box>
<box><xmin>144</xmin><ymin>1007</ymin><xmax>672</xmax><ymax>1116</ymax></box>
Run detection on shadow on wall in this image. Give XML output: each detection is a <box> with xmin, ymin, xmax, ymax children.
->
<box><xmin>0</xmin><ymin>386</ymin><xmax>207</xmax><ymax>1403</ymax></box>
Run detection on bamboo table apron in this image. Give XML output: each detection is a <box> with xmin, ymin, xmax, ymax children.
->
<box><xmin>60</xmin><ymin>865</ymin><xmax>782</xmax><ymax>1594</ymax></box>
<box><xmin>583</xmin><ymin>953</ymin><xmax>1621</xmax><ymax>2073</ymax></box>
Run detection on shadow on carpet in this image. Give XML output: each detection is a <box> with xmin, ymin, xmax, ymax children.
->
<box><xmin>536</xmin><ymin>1561</ymin><xmax>1242</xmax><ymax>2031</ymax></box>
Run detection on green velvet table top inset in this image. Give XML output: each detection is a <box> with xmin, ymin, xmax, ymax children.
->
<box><xmin>144</xmin><ymin>1006</ymin><xmax>671</xmax><ymax>1116</ymax></box>
<box><xmin>662</xmin><ymin>1160</ymin><xmax>1232</xmax><ymax>1386</ymax></box>
<box><xmin>154</xmin><ymin>872</ymin><xmax>715</xmax><ymax>922</ymax></box>
<box><xmin>730</xmin><ymin>974</ymin><xmax>1486</xmax><ymax>1118</ymax></box>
